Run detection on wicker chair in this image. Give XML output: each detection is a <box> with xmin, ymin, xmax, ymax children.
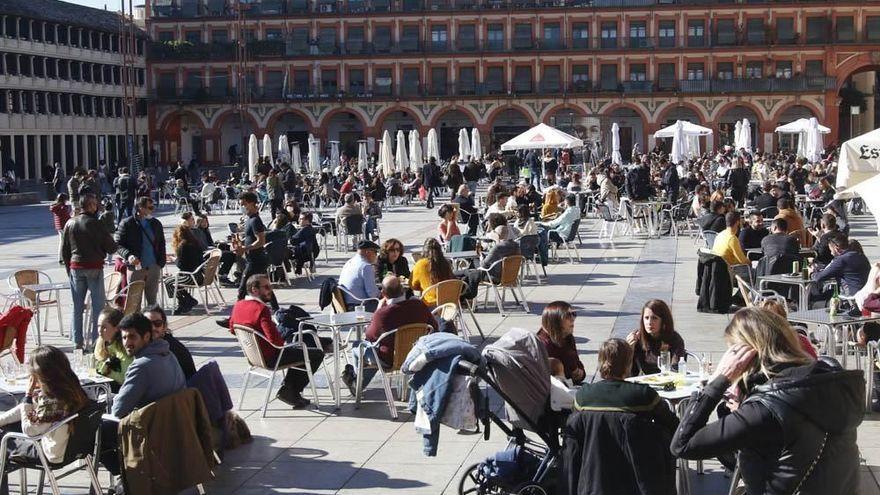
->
<box><xmin>8</xmin><ymin>270</ymin><xmax>63</xmax><ymax>344</ymax></box>
<box><xmin>171</xmin><ymin>250</ymin><xmax>225</xmax><ymax>315</ymax></box>
<box><xmin>476</xmin><ymin>255</ymin><xmax>529</xmax><ymax>315</ymax></box>
<box><xmin>421</xmin><ymin>279</ymin><xmax>484</xmax><ymax>340</ymax></box>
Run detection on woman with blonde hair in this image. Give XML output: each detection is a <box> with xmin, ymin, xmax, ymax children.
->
<box><xmin>410</xmin><ymin>238</ymin><xmax>454</xmax><ymax>306</ymax></box>
<box><xmin>672</xmin><ymin>307</ymin><xmax>863</xmax><ymax>495</ymax></box>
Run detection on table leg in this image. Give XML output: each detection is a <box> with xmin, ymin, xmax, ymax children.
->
<box><xmin>333</xmin><ymin>327</ymin><xmax>341</xmax><ymax>410</ymax></box>
<box><xmin>867</xmin><ymin>342</ymin><xmax>876</xmax><ymax>411</ymax></box>
<box><xmin>841</xmin><ymin>325</ymin><xmax>849</xmax><ymax>369</ymax></box>
<box><xmin>354</xmin><ymin>326</ymin><xmax>364</xmax><ymax>408</ymax></box>
<box><xmin>800</xmin><ymin>285</ymin><xmax>808</xmax><ymax>313</ymax></box>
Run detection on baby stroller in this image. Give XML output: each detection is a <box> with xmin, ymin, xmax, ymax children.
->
<box><xmin>457</xmin><ymin>328</ymin><xmax>562</xmax><ymax>495</ymax></box>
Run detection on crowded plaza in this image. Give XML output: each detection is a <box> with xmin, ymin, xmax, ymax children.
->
<box><xmin>3</xmin><ymin>0</ymin><xmax>880</xmax><ymax>493</ymax></box>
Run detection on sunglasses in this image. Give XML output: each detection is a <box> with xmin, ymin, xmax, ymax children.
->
<box><xmin>150</xmin><ymin>319</ymin><xmax>164</xmax><ymax>327</ymax></box>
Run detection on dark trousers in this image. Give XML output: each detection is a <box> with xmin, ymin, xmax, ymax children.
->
<box><xmin>237</xmin><ymin>253</ymin><xmax>279</xmax><ymax>310</ymax></box>
<box><xmin>269</xmin><ymin>197</ymin><xmax>283</xmax><ymax>220</ymax></box>
<box><xmin>426</xmin><ymin>187</ymin><xmax>438</xmax><ymax>208</ymax></box>
<box><xmin>116</xmin><ymin>200</ymin><xmax>133</xmax><ymax>225</ymax></box>
<box><xmin>548</xmin><ymin>230</ymin><xmax>564</xmax><ymax>245</ymax></box>
<box><xmin>218</xmin><ymin>250</ymin><xmax>239</xmax><ymax>277</ymax></box>
<box><xmin>275</xmin><ymin>347</ymin><xmax>325</xmax><ymax>395</ymax></box>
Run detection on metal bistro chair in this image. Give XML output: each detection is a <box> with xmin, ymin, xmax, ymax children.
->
<box><xmin>0</xmin><ymin>400</ymin><xmax>104</xmax><ymax>495</ymax></box>
<box><xmin>735</xmin><ymin>275</ymin><xmax>786</xmax><ymax>308</ymax></box>
<box><xmin>338</xmin><ymin>214</ymin><xmax>366</xmax><ymax>251</ymax></box>
<box><xmin>354</xmin><ymin>323</ymin><xmax>433</xmax><ymax>419</ymax></box>
<box><xmin>9</xmin><ymin>270</ymin><xmax>64</xmax><ymax>343</ymax></box>
<box><xmin>477</xmin><ymin>255</ymin><xmax>529</xmax><ymax>315</ymax></box>
<box><xmin>517</xmin><ymin>234</ymin><xmax>546</xmax><ymax>285</ymax></box>
<box><xmin>596</xmin><ymin>203</ymin><xmax>620</xmax><ymax>241</ymax></box>
<box><xmin>550</xmin><ymin>218</ymin><xmax>582</xmax><ymax>263</ymax></box>
<box><xmin>171</xmin><ymin>250</ymin><xmax>225</xmax><ymax>315</ymax></box>
<box><xmin>232</xmin><ymin>323</ymin><xmax>326</xmax><ymax>417</ymax></box>
<box><xmin>117</xmin><ymin>280</ymin><xmax>145</xmax><ymax>317</ymax></box>
<box><xmin>422</xmin><ymin>279</ymin><xmax>484</xmax><ymax>341</ymax></box>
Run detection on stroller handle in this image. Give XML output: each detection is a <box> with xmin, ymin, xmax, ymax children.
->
<box><xmin>456</xmin><ymin>360</ymin><xmax>480</xmax><ymax>375</ymax></box>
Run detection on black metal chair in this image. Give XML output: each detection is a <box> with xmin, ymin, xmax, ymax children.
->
<box><xmin>517</xmin><ymin>234</ymin><xmax>545</xmax><ymax>284</ymax></box>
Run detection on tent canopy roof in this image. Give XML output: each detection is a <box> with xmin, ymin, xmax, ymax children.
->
<box><xmin>836</xmin><ymin>127</ymin><xmax>880</xmax><ymax>194</ymax></box>
<box><xmin>654</xmin><ymin>120</ymin><xmax>713</xmax><ymax>138</ymax></box>
<box><xmin>774</xmin><ymin>118</ymin><xmax>831</xmax><ymax>134</ymax></box>
<box><xmin>499</xmin><ymin>123</ymin><xmax>583</xmax><ymax>151</ymax></box>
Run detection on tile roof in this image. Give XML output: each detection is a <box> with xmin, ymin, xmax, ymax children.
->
<box><xmin>0</xmin><ymin>0</ymin><xmax>146</xmax><ymax>37</ymax></box>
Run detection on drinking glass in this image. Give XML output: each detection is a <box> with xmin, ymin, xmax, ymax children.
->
<box><xmin>85</xmin><ymin>355</ymin><xmax>97</xmax><ymax>378</ymax></box>
<box><xmin>658</xmin><ymin>350</ymin><xmax>670</xmax><ymax>373</ymax></box>
<box><xmin>355</xmin><ymin>305</ymin><xmax>366</xmax><ymax>320</ymax></box>
<box><xmin>73</xmin><ymin>349</ymin><xmax>84</xmax><ymax>374</ymax></box>
<box><xmin>3</xmin><ymin>361</ymin><xmax>17</xmax><ymax>386</ymax></box>
<box><xmin>699</xmin><ymin>352</ymin><xmax>711</xmax><ymax>379</ymax></box>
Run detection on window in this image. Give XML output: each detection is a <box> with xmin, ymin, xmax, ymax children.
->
<box><xmin>184</xmin><ymin>31</ymin><xmax>201</xmax><ymax>44</ymax></box>
<box><xmin>543</xmin><ymin>23</ymin><xmax>561</xmax><ymax>49</ymax></box>
<box><xmin>320</xmin><ymin>69</ymin><xmax>337</xmax><ymax>94</ymax></box>
<box><xmin>210</xmin><ymin>70</ymin><xmax>229</xmax><ymax>96</ymax></box>
<box><xmin>572</xmin><ymin>23</ymin><xmax>589</xmax><ymax>49</ymax></box>
<box><xmin>629</xmin><ymin>21</ymin><xmax>647</xmax><ymax>47</ymax></box>
<box><xmin>629</xmin><ymin>63</ymin><xmax>646</xmax><ymax>81</ymax></box>
<box><xmin>402</xmin><ymin>68</ymin><xmax>420</xmax><ymax>95</ymax></box>
<box><xmin>400</xmin><ymin>25</ymin><xmax>419</xmax><ymax>52</ymax></box>
<box><xmin>867</xmin><ymin>17</ymin><xmax>880</xmax><ymax>42</ymax></box>
<box><xmin>264</xmin><ymin>70</ymin><xmax>284</xmax><ymax>96</ymax></box>
<box><xmin>687</xmin><ymin>63</ymin><xmax>704</xmax><ymax>80</ymax></box>
<box><xmin>265</xmin><ymin>29</ymin><xmax>283</xmax><ymax>41</ymax></box>
<box><xmin>430</xmin><ymin>67</ymin><xmax>447</xmax><ymax>95</ymax></box>
<box><xmin>158</xmin><ymin>73</ymin><xmax>176</xmax><ymax>96</ymax></box>
<box><xmin>836</xmin><ymin>17</ymin><xmax>854</xmax><ymax>42</ymax></box>
<box><xmin>458</xmin><ymin>66</ymin><xmax>476</xmax><ymax>95</ymax></box>
<box><xmin>687</xmin><ymin>20</ymin><xmax>705</xmax><ymax>47</ymax></box>
<box><xmin>346</xmin><ymin>26</ymin><xmax>365</xmax><ymax>54</ymax></box>
<box><xmin>775</xmin><ymin>61</ymin><xmax>793</xmax><ymax>79</ymax></box>
<box><xmin>746</xmin><ymin>19</ymin><xmax>764</xmax><ymax>45</ymax></box>
<box><xmin>212</xmin><ymin>29</ymin><xmax>228</xmax><ymax>43</ymax></box>
<box><xmin>745</xmin><ymin>61</ymin><xmax>763</xmax><ymax>79</ymax></box>
<box><xmin>776</xmin><ymin>18</ymin><xmax>794</xmax><ymax>44</ymax></box>
<box><xmin>572</xmin><ymin>64</ymin><xmax>590</xmax><ymax>91</ymax></box>
<box><xmin>658</xmin><ymin>63</ymin><xmax>675</xmax><ymax>89</ymax></box>
<box><xmin>514</xmin><ymin>66</ymin><xmax>532</xmax><ymax>93</ymax></box>
<box><xmin>599</xmin><ymin>64</ymin><xmax>617</xmax><ymax>90</ymax></box>
<box><xmin>716</xmin><ymin>62</ymin><xmax>734</xmax><ymax>80</ymax></box>
<box><xmin>458</xmin><ymin>25</ymin><xmax>476</xmax><ymax>51</ymax></box>
<box><xmin>374</xmin><ymin>68</ymin><xmax>392</xmax><ymax>95</ymax></box>
<box><xmin>292</xmin><ymin>70</ymin><xmax>310</xmax><ymax>94</ymax></box>
<box><xmin>158</xmin><ymin>31</ymin><xmax>174</xmax><ymax>42</ymax></box>
<box><xmin>486</xmin><ymin>66</ymin><xmax>504</xmax><ymax>94</ymax></box>
<box><xmin>715</xmin><ymin>19</ymin><xmax>735</xmax><ymax>46</ymax></box>
<box><xmin>542</xmin><ymin>65</ymin><xmax>560</xmax><ymax>92</ymax></box>
<box><xmin>374</xmin><ymin>26</ymin><xmax>392</xmax><ymax>53</ymax></box>
<box><xmin>514</xmin><ymin>24</ymin><xmax>532</xmax><ymax>49</ymax></box>
<box><xmin>658</xmin><ymin>21</ymin><xmax>675</xmax><ymax>48</ymax></box>
<box><xmin>805</xmin><ymin>60</ymin><xmax>823</xmax><ymax>78</ymax></box>
<box><xmin>600</xmin><ymin>22</ymin><xmax>617</xmax><ymax>48</ymax></box>
<box><xmin>487</xmin><ymin>24</ymin><xmax>504</xmax><ymax>51</ymax></box>
<box><xmin>318</xmin><ymin>27</ymin><xmax>337</xmax><ymax>53</ymax></box>
<box><xmin>183</xmin><ymin>72</ymin><xmax>201</xmax><ymax>96</ymax></box>
<box><xmin>805</xmin><ymin>17</ymin><xmax>828</xmax><ymax>44</ymax></box>
<box><xmin>349</xmin><ymin>69</ymin><xmax>365</xmax><ymax>94</ymax></box>
<box><xmin>431</xmin><ymin>25</ymin><xmax>448</xmax><ymax>51</ymax></box>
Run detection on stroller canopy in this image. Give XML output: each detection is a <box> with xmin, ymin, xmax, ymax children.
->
<box><xmin>483</xmin><ymin>328</ymin><xmax>550</xmax><ymax>429</ymax></box>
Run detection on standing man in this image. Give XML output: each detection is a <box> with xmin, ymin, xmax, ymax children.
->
<box><xmin>235</xmin><ymin>191</ymin><xmax>272</xmax><ymax>303</ymax></box>
<box><xmin>526</xmin><ymin>149</ymin><xmax>541</xmax><ymax>191</ymax></box>
<box><xmin>423</xmin><ymin>157</ymin><xmax>441</xmax><ymax>209</ymax></box>
<box><xmin>60</xmin><ymin>193</ymin><xmax>117</xmax><ymax>349</ymax></box>
<box><xmin>266</xmin><ymin>168</ymin><xmax>284</xmax><ymax>220</ymax></box>
<box><xmin>115</xmin><ymin>196</ymin><xmax>166</xmax><ymax>306</ymax></box>
<box><xmin>114</xmin><ymin>168</ymin><xmax>136</xmax><ymax>226</ymax></box>
<box><xmin>660</xmin><ymin>158</ymin><xmax>680</xmax><ymax>204</ymax></box>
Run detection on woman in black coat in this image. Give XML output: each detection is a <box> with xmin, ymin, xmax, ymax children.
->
<box><xmin>164</xmin><ymin>224</ymin><xmax>203</xmax><ymax>314</ymax></box>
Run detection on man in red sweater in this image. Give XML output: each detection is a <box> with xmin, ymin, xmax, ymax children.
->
<box><xmin>341</xmin><ymin>275</ymin><xmax>436</xmax><ymax>395</ymax></box>
<box><xmin>229</xmin><ymin>274</ymin><xmax>324</xmax><ymax>408</ymax></box>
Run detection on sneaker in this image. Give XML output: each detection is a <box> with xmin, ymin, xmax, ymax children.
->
<box><xmin>341</xmin><ymin>364</ymin><xmax>358</xmax><ymax>396</ymax></box>
<box><xmin>215</xmin><ymin>318</ymin><xmax>230</xmax><ymax>329</ymax></box>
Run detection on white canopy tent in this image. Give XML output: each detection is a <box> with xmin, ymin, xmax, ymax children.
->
<box><xmin>499</xmin><ymin>123</ymin><xmax>584</xmax><ymax>151</ymax></box>
<box><xmin>836</xmin><ymin>127</ymin><xmax>880</xmax><ymax>195</ymax></box>
<box><xmin>426</xmin><ymin>129</ymin><xmax>440</xmax><ymax>164</ymax></box>
<box><xmin>740</xmin><ymin>119</ymin><xmax>752</xmax><ymax>153</ymax></box>
<box><xmin>329</xmin><ymin>141</ymin><xmax>340</xmax><ymax>169</ymax></box>
<box><xmin>458</xmin><ymin>129</ymin><xmax>471</xmax><ymax>161</ymax></box>
<box><xmin>470</xmin><ymin>128</ymin><xmax>482</xmax><ymax>160</ymax></box>
<box><xmin>395</xmin><ymin>130</ymin><xmax>409</xmax><ymax>172</ymax></box>
<box><xmin>670</xmin><ymin>121</ymin><xmax>687</xmax><ymax>165</ymax></box>
<box><xmin>379</xmin><ymin>130</ymin><xmax>394</xmax><ymax>177</ymax></box>
<box><xmin>733</xmin><ymin>121</ymin><xmax>743</xmax><ymax>151</ymax></box>
<box><xmin>247</xmin><ymin>134</ymin><xmax>258</xmax><ymax>179</ymax></box>
<box><xmin>841</xmin><ymin>171</ymin><xmax>880</xmax><ymax>234</ymax></box>
<box><xmin>409</xmin><ymin>130</ymin><xmax>423</xmax><ymax>172</ymax></box>
<box><xmin>277</xmin><ymin>135</ymin><xmax>290</xmax><ymax>164</ymax></box>
<box><xmin>654</xmin><ymin>120</ymin><xmax>713</xmax><ymax>138</ymax></box>
<box><xmin>805</xmin><ymin>118</ymin><xmax>825</xmax><ymax>163</ymax></box>
<box><xmin>357</xmin><ymin>140</ymin><xmax>368</xmax><ymax>172</ymax></box>
<box><xmin>261</xmin><ymin>134</ymin><xmax>272</xmax><ymax>160</ymax></box>
<box><xmin>291</xmin><ymin>143</ymin><xmax>303</xmax><ymax>171</ymax></box>
<box><xmin>774</xmin><ymin>118</ymin><xmax>832</xmax><ymax>134</ymax></box>
<box><xmin>307</xmin><ymin>135</ymin><xmax>321</xmax><ymax>173</ymax></box>
<box><xmin>611</xmin><ymin>123</ymin><xmax>623</xmax><ymax>165</ymax></box>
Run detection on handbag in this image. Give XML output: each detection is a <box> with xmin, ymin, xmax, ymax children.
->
<box><xmin>863</xmin><ymin>293</ymin><xmax>880</xmax><ymax>313</ymax></box>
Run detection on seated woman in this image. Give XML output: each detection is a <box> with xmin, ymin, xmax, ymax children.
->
<box><xmin>625</xmin><ymin>299</ymin><xmax>686</xmax><ymax>375</ymax></box>
<box><xmin>484</xmin><ymin>213</ymin><xmax>519</xmax><ymax>243</ymax></box>
<box><xmin>376</xmin><ymin>238</ymin><xmax>411</xmax><ymax>283</ymax></box>
<box><xmin>0</xmin><ymin>346</ymin><xmax>89</xmax><ymax>480</ymax></box>
<box><xmin>564</xmin><ymin>338</ymin><xmax>679</xmax><ymax>495</ymax></box>
<box><xmin>514</xmin><ymin>204</ymin><xmax>538</xmax><ymax>236</ymax></box>
<box><xmin>95</xmin><ymin>307</ymin><xmax>134</xmax><ymax>391</ymax></box>
<box><xmin>164</xmin><ymin>224</ymin><xmax>203</xmax><ymax>314</ymax></box>
<box><xmin>410</xmin><ymin>238</ymin><xmax>455</xmax><ymax>307</ymax></box>
<box><xmin>758</xmin><ymin>300</ymin><xmax>818</xmax><ymax>358</ymax></box>
<box><xmin>437</xmin><ymin>204</ymin><xmax>461</xmax><ymax>243</ymax></box>
<box><xmin>536</xmin><ymin>301</ymin><xmax>585</xmax><ymax>384</ymax></box>
<box><xmin>540</xmin><ymin>187</ymin><xmax>562</xmax><ymax>220</ymax></box>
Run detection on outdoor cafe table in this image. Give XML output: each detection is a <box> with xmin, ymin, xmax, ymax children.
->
<box><xmin>20</xmin><ymin>282</ymin><xmax>68</xmax><ymax>345</ymax></box>
<box><xmin>786</xmin><ymin>308</ymin><xmax>880</xmax><ymax>371</ymax></box>
<box><xmin>305</xmin><ymin>311</ymin><xmax>373</xmax><ymax>410</ymax></box>
<box><xmin>0</xmin><ymin>373</ymin><xmax>114</xmax><ymax>411</ymax></box>
<box><xmin>627</xmin><ymin>371</ymin><xmax>705</xmax><ymax>495</ymax></box>
<box><xmin>631</xmin><ymin>200</ymin><xmax>665</xmax><ymax>238</ymax></box>
<box><xmin>757</xmin><ymin>273</ymin><xmax>815</xmax><ymax>312</ymax></box>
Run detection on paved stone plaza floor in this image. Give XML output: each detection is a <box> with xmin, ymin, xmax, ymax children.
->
<box><xmin>2</xmin><ymin>195</ymin><xmax>880</xmax><ymax>494</ymax></box>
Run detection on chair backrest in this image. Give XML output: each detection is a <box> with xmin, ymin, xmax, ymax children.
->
<box><xmin>761</xmin><ymin>206</ymin><xmax>779</xmax><ymax>218</ymax></box>
<box><xmin>735</xmin><ymin>275</ymin><xmax>755</xmax><ymax>307</ymax></box>
<box><xmin>391</xmin><ymin>323</ymin><xmax>433</xmax><ymax>371</ymax></box>
<box><xmin>343</xmin><ymin>214</ymin><xmax>365</xmax><ymax>235</ymax></box>
<box><xmin>499</xmin><ymin>255</ymin><xmax>525</xmax><ymax>286</ymax></box>
<box><xmin>232</xmin><ymin>324</ymin><xmax>269</xmax><ymax>369</ymax></box>
<box><xmin>564</xmin><ymin>218</ymin><xmax>581</xmax><ymax>242</ymax></box>
<box><xmin>201</xmin><ymin>250</ymin><xmax>222</xmax><ymax>286</ymax></box>
<box><xmin>432</xmin><ymin>302</ymin><xmax>459</xmax><ymax>322</ymax></box>
<box><xmin>597</xmin><ymin>204</ymin><xmax>615</xmax><ymax>221</ymax></box>
<box><xmin>517</xmin><ymin>234</ymin><xmax>539</xmax><ymax>259</ymax></box>
<box><xmin>423</xmin><ymin>279</ymin><xmax>465</xmax><ymax>306</ymax></box>
<box><xmin>702</xmin><ymin>230</ymin><xmax>718</xmax><ymax>248</ymax></box>
<box><xmin>61</xmin><ymin>400</ymin><xmax>103</xmax><ymax>464</ymax></box>
<box><xmin>105</xmin><ymin>272</ymin><xmax>123</xmax><ymax>301</ymax></box>
<box><xmin>122</xmin><ymin>280</ymin><xmax>145</xmax><ymax>316</ymax></box>
<box><xmin>12</xmin><ymin>270</ymin><xmax>40</xmax><ymax>304</ymax></box>
<box><xmin>330</xmin><ymin>288</ymin><xmax>348</xmax><ymax>314</ymax></box>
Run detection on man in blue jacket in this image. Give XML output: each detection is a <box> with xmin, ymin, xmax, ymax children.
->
<box><xmin>810</xmin><ymin>233</ymin><xmax>871</xmax><ymax>306</ymax></box>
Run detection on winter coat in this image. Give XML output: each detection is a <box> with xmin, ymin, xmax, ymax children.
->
<box><xmin>695</xmin><ymin>250</ymin><xmax>732</xmax><ymax>313</ymax></box>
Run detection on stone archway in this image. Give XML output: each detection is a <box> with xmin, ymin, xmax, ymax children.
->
<box><xmin>161</xmin><ymin>112</ymin><xmax>206</xmax><ymax>165</ymax></box>
<box><xmin>322</xmin><ymin>110</ymin><xmax>364</xmax><ymax>158</ymax></box>
<box><xmin>216</xmin><ymin>111</ymin><xmax>257</xmax><ymax>166</ymax></box>
<box><xmin>433</xmin><ymin>109</ymin><xmax>475</xmax><ymax>160</ymax></box>
<box><xmin>269</xmin><ymin>111</ymin><xmax>311</xmax><ymax>161</ymax></box>
<box><xmin>717</xmin><ymin>105</ymin><xmax>760</xmax><ymax>150</ymax></box>
<box><xmin>489</xmin><ymin>107</ymin><xmax>532</xmax><ymax>152</ymax></box>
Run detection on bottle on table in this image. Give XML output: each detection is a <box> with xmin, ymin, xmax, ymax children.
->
<box><xmin>829</xmin><ymin>284</ymin><xmax>840</xmax><ymax>317</ymax></box>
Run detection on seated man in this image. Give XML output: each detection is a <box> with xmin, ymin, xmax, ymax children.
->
<box><xmin>486</xmin><ymin>192</ymin><xmax>515</xmax><ymax>219</ymax></box>
<box><xmin>335</xmin><ymin>193</ymin><xmax>362</xmax><ymax>227</ymax></box>
<box><xmin>341</xmin><ymin>275</ymin><xmax>437</xmax><ymax>394</ymax></box>
<box><xmin>144</xmin><ymin>304</ymin><xmax>196</xmax><ymax>381</ymax></box>
<box><xmin>229</xmin><ymin>274</ymin><xmax>325</xmax><ymax>408</ymax></box>
<box><xmin>290</xmin><ymin>212</ymin><xmax>319</xmax><ymax>274</ymax></box>
<box><xmin>761</xmin><ymin>217</ymin><xmax>800</xmax><ymax>260</ymax></box>
<box><xmin>810</xmin><ymin>233</ymin><xmax>871</xmax><ymax>305</ymax></box>
<box><xmin>712</xmin><ymin>211</ymin><xmax>749</xmax><ymax>267</ymax></box>
<box><xmin>479</xmin><ymin>222</ymin><xmax>522</xmax><ymax>284</ymax></box>
<box><xmin>697</xmin><ymin>199</ymin><xmax>726</xmax><ymax>233</ymax></box>
<box><xmin>540</xmin><ymin>194</ymin><xmax>580</xmax><ymax>246</ymax></box>
<box><xmin>809</xmin><ymin>213</ymin><xmax>839</xmax><ymax>267</ymax></box>
<box><xmin>484</xmin><ymin>212</ymin><xmax>519</xmax><ymax>243</ymax></box>
<box><xmin>775</xmin><ymin>197</ymin><xmax>808</xmax><ymax>247</ymax></box>
<box><xmin>102</xmin><ymin>313</ymin><xmax>186</xmax><ymax>475</ymax></box>
<box><xmin>564</xmin><ymin>338</ymin><xmax>679</xmax><ymax>495</ymax></box>
<box><xmin>338</xmin><ymin>240</ymin><xmax>381</xmax><ymax>310</ymax></box>
<box><xmin>738</xmin><ymin>211</ymin><xmax>769</xmax><ymax>252</ymax></box>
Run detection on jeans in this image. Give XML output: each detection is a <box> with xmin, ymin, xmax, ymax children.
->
<box><xmin>365</xmin><ymin>216</ymin><xmax>378</xmax><ymax>239</ymax></box>
<box><xmin>116</xmin><ymin>201</ymin><xmax>133</xmax><ymax>225</ymax></box>
<box><xmin>351</xmin><ymin>342</ymin><xmax>383</xmax><ymax>389</ymax></box>
<box><xmin>69</xmin><ymin>268</ymin><xmax>104</xmax><ymax>347</ymax></box>
<box><xmin>466</xmin><ymin>181</ymin><xmax>478</xmax><ymax>196</ymax></box>
<box><xmin>530</xmin><ymin>170</ymin><xmax>542</xmax><ymax>191</ymax></box>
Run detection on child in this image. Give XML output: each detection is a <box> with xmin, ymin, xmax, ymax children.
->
<box><xmin>49</xmin><ymin>193</ymin><xmax>72</xmax><ymax>238</ymax></box>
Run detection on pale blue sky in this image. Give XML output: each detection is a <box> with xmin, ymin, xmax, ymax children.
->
<box><xmin>64</xmin><ymin>0</ymin><xmax>124</xmax><ymax>12</ymax></box>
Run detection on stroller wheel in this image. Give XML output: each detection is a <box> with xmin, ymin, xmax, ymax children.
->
<box><xmin>458</xmin><ymin>463</ymin><xmax>504</xmax><ymax>495</ymax></box>
<box><xmin>514</xmin><ymin>483</ymin><xmax>548</xmax><ymax>495</ymax></box>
